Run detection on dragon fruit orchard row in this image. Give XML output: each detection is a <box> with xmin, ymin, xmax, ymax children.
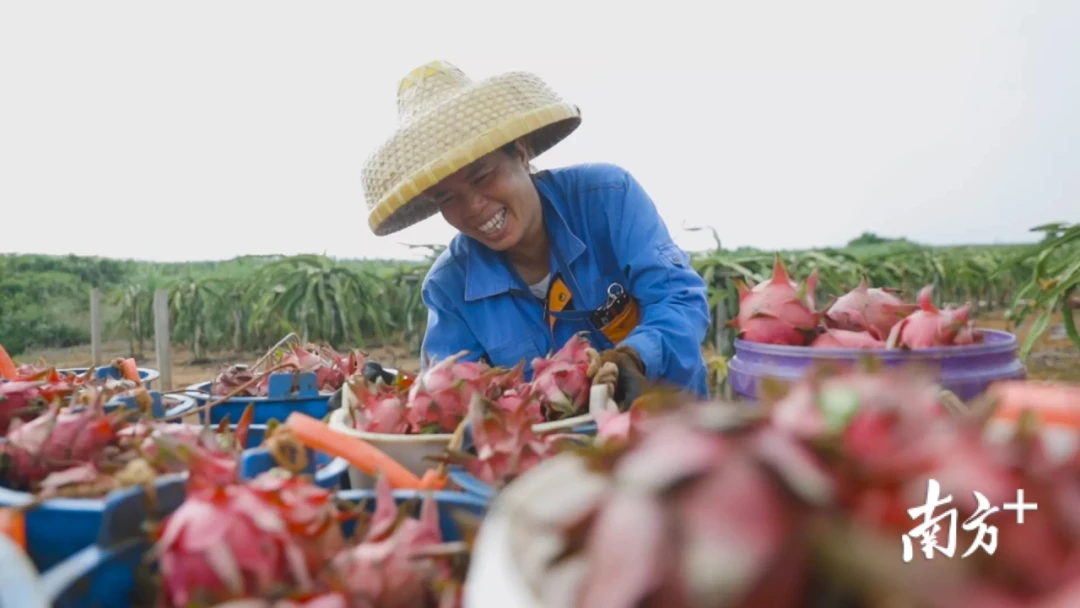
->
<box><xmin>730</xmin><ymin>254</ymin><xmax>978</xmax><ymax>349</ymax></box>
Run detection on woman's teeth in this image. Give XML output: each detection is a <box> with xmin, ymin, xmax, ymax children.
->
<box><xmin>479</xmin><ymin>208</ymin><xmax>507</xmax><ymax>235</ymax></box>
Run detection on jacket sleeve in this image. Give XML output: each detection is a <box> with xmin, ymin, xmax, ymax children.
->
<box><xmin>603</xmin><ymin>169</ymin><xmax>711</xmax><ymax>397</ymax></box>
<box><xmin>418</xmin><ymin>277</ymin><xmax>488</xmax><ymax>374</ymax></box>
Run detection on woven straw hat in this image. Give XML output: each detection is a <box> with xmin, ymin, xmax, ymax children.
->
<box><xmin>362</xmin><ymin>60</ymin><xmax>582</xmax><ymax>236</ymax></box>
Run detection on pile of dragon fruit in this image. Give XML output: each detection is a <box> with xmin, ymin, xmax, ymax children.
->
<box><xmin>340</xmin><ymin>334</ymin><xmax>601</xmax><ymax>489</ymax></box>
<box><xmin>0</xmin><ymin>352</ymin><xmax>274</xmax><ymax>501</ymax></box>
<box><xmin>514</xmin><ymin>362</ymin><xmax>1080</xmax><ymax>607</ymax></box>
<box><xmin>0</xmin><ymin>380</ymin><xmax>257</xmax><ymax>499</ymax></box>
<box><xmin>210</xmin><ymin>343</ymin><xmax>377</xmax><ymax>397</ymax></box>
<box><xmin>344</xmin><ymin>334</ymin><xmax>596</xmax><ymax>436</ymax></box>
<box><xmin>0</xmin><ymin>357</ymin><xmax>145</xmax><ymax>434</ymax></box>
<box><xmin>145</xmin><ymin>464</ymin><xmax>470</xmax><ymax>608</ymax></box>
<box><xmin>731</xmin><ymin>254</ymin><xmax>978</xmax><ymax>349</ymax></box>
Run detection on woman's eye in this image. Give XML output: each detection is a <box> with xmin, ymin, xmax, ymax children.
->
<box><xmin>473</xmin><ymin>171</ymin><xmax>492</xmax><ymax>185</ymax></box>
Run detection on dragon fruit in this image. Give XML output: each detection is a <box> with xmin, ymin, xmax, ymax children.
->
<box><xmin>326</xmin><ymin>476</ymin><xmax>447</xmax><ymax>607</ymax></box>
<box><xmin>809</xmin><ymin>328</ymin><xmax>885</xmax><ymax>349</ymax></box>
<box><xmin>0</xmin><ymin>380</ymin><xmax>47</xmax><ymax>434</ymax></box>
<box><xmin>1</xmin><ymin>396</ymin><xmax>125</xmax><ymax>487</ymax></box>
<box><xmin>512</xmin><ymin>404</ymin><xmax>818</xmax><ymax>606</ymax></box>
<box><xmin>730</xmin><ymin>255</ymin><xmax>822</xmax><ymax>346</ymax></box>
<box><xmin>508</xmin><ymin>362</ymin><xmax>1080</xmax><ymax>607</ymax></box>
<box><xmin>444</xmin><ymin>393</ymin><xmax>572</xmax><ymax>487</ymax></box>
<box><xmin>528</xmin><ymin>332</ymin><xmax>593</xmax><ymax>418</ymax></box>
<box><xmin>492</xmin><ymin>383</ymin><xmax>544</xmax><ymax>426</ymax></box>
<box><xmin>886</xmin><ymin>285</ymin><xmax>975</xmax><ymax>349</ymax></box>
<box><xmin>247</xmin><ymin>472</ymin><xmax>348</xmax><ymax>576</ymax></box>
<box><xmin>283</xmin><ymin>345</ymin><xmax>348</xmax><ymax>393</ymax></box>
<box><xmin>593</xmin><ymin>404</ymin><xmax>647</xmax><ymax>447</ymax></box>
<box><xmin>154</xmin><ymin>470</ymin><xmax>342</xmax><ymax>607</ymax></box>
<box><xmin>212</xmin><ymin>364</ymin><xmax>264</xmax><ymax>397</ymax></box>
<box><xmin>407</xmin><ymin>351</ymin><xmax>498</xmax><ymax>434</ymax></box>
<box><xmin>343</xmin><ymin>376</ymin><xmax>410</xmax><ymax>434</ymax></box>
<box><xmin>824</xmin><ymin>277</ymin><xmax>918</xmax><ymax>340</ymax></box>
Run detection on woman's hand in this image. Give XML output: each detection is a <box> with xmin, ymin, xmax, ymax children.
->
<box><xmin>587</xmin><ymin>346</ymin><xmax>647</xmax><ymax>411</ymax></box>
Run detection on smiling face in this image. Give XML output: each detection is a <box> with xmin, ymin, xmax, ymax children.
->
<box><xmin>426</xmin><ymin>141</ymin><xmax>542</xmax><ymax>252</ymax></box>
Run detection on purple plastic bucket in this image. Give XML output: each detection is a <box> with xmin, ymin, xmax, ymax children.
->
<box><xmin>728</xmin><ymin>328</ymin><xmax>1027</xmax><ymax>402</ymax></box>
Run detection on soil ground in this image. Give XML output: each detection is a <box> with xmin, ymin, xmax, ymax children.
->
<box><xmin>18</xmin><ymin>311</ymin><xmax>1080</xmax><ymax>390</ymax></box>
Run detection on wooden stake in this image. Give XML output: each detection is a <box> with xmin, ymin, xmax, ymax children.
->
<box><xmin>153</xmin><ymin>290</ymin><xmax>172</xmax><ymax>390</ymax></box>
<box><xmin>90</xmin><ymin>287</ymin><xmax>103</xmax><ymax>367</ymax></box>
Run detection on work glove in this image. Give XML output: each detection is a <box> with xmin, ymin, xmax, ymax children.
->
<box><xmin>587</xmin><ymin>346</ymin><xmax>647</xmax><ymax>411</ymax></box>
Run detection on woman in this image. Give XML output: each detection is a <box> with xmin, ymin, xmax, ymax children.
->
<box><xmin>359</xmin><ymin>60</ymin><xmax>711</xmax><ymax>408</ymax></box>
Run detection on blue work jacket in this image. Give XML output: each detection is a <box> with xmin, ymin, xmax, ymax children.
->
<box><xmin>419</xmin><ymin>162</ymin><xmax>710</xmax><ymax>399</ymax></box>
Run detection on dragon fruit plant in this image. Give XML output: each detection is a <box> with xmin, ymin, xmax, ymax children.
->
<box><xmin>148</xmin><ymin>466</ymin><xmax>471</xmax><ymax>608</ymax></box>
<box><xmin>729</xmin><ymin>254</ymin><xmax>981</xmax><ymax>349</ymax></box>
<box><xmin>510</xmin><ymin>363</ymin><xmax>1080</xmax><ymax>607</ymax></box>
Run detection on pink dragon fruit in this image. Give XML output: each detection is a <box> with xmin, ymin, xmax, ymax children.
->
<box><xmin>154</xmin><ymin>470</ymin><xmax>340</xmax><ymax>607</ymax></box>
<box><xmin>212</xmin><ymin>364</ymin><xmax>264</xmax><ymax>397</ymax></box>
<box><xmin>885</xmin><ymin>285</ymin><xmax>975</xmax><ymax>349</ymax></box>
<box><xmin>809</xmin><ymin>328</ymin><xmax>885</xmax><ymax>349</ymax></box>
<box><xmin>451</xmin><ymin>393</ymin><xmax>569</xmax><ymax>487</ymax></box>
<box><xmin>729</xmin><ymin>254</ymin><xmax>822</xmax><ymax>346</ymax></box>
<box><xmin>407</xmin><ymin>351</ymin><xmax>497</xmax><ymax>434</ymax></box>
<box><xmin>824</xmin><ymin>277</ymin><xmax>918</xmax><ymax>340</ymax></box>
<box><xmin>0</xmin><ymin>380</ymin><xmax>47</xmax><ymax>434</ymax></box>
<box><xmin>528</xmin><ymin>332</ymin><xmax>593</xmax><ymax>418</ymax></box>
<box><xmin>492</xmin><ymin>383</ymin><xmax>544</xmax><ymax>425</ymax></box>
<box><xmin>593</xmin><ymin>405</ymin><xmax>647</xmax><ymax>447</ymax></box>
<box><xmin>344</xmin><ymin>377</ymin><xmax>410</xmax><ymax>434</ymax></box>
<box><xmin>284</xmin><ymin>345</ymin><xmax>348</xmax><ymax>393</ymax></box>
<box><xmin>327</xmin><ymin>476</ymin><xmax>446</xmax><ymax>607</ymax></box>
<box><xmin>248</xmin><ymin>472</ymin><xmax>348</xmax><ymax>577</ymax></box>
<box><xmin>1</xmin><ymin>397</ymin><xmax>124</xmax><ymax>487</ymax></box>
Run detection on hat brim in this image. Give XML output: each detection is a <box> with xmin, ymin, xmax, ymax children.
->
<box><xmin>363</xmin><ymin>73</ymin><xmax>582</xmax><ymax>236</ymax></box>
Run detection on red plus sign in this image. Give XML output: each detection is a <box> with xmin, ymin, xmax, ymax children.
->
<box><xmin>1003</xmin><ymin>489</ymin><xmax>1038</xmax><ymax>524</ymax></box>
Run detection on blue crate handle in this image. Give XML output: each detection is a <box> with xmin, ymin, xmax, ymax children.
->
<box><xmin>103</xmin><ymin>390</ymin><xmax>198</xmax><ymax>420</ymax></box>
<box><xmin>239</xmin><ymin>446</ymin><xmax>349</xmax><ymax>490</ymax></box>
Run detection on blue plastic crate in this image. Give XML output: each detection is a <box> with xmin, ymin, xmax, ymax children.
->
<box><xmin>40</xmin><ymin>488</ymin><xmax>489</xmax><ymax>608</ymax></box>
<box><xmin>183</xmin><ymin>371</ymin><xmax>331</xmax><ymax>425</ymax></box>
<box><xmin>0</xmin><ymin>415</ymin><xmax>345</xmax><ymax>572</ymax></box>
<box><xmin>59</xmin><ymin>366</ymin><xmax>161</xmax><ymax>392</ymax></box>
<box><xmin>103</xmin><ymin>389</ymin><xmax>196</xmax><ymax>420</ymax></box>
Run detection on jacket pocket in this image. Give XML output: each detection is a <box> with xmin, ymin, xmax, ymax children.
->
<box><xmin>485</xmin><ymin>327</ymin><xmax>545</xmax><ymax>371</ymax></box>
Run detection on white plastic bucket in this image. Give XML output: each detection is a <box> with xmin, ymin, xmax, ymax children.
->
<box><xmin>464</xmin><ymin>454</ymin><xmax>604</xmax><ymax>608</ymax></box>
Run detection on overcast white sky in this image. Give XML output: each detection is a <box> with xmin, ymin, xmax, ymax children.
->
<box><xmin>1</xmin><ymin>1</ymin><xmax>1076</xmax><ymax>263</ymax></box>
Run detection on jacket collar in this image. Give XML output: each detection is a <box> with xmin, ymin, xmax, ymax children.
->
<box><xmin>463</xmin><ymin>172</ymin><xmax>586</xmax><ymax>302</ymax></box>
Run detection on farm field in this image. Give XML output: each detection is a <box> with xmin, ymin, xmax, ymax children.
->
<box><xmin>18</xmin><ymin>309</ymin><xmax>1080</xmax><ymax>391</ymax></box>
<box><xmin>3</xmin><ymin>223</ymin><xmax>1078</xmax><ymax>388</ymax></box>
